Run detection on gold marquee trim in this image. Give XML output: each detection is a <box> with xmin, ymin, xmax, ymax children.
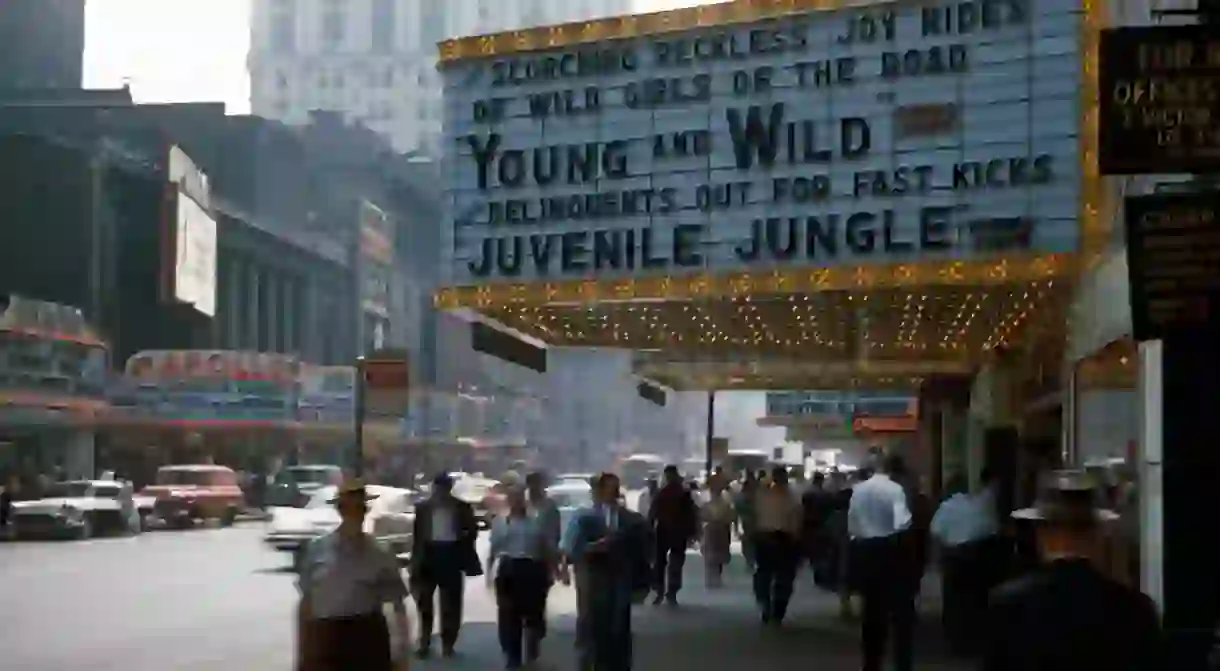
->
<box><xmin>439</xmin><ymin>0</ymin><xmax>923</xmax><ymax>64</ymax></box>
<box><xmin>433</xmin><ymin>253</ymin><xmax>1075</xmax><ymax>310</ymax></box>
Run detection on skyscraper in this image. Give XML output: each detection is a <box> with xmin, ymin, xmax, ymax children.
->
<box><xmin>0</xmin><ymin>0</ymin><xmax>86</xmax><ymax>90</ymax></box>
<box><xmin>247</xmin><ymin>0</ymin><xmax>641</xmax><ymax>156</ymax></box>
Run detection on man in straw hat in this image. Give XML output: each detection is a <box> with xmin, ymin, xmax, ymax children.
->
<box><xmin>980</xmin><ymin>469</ymin><xmax>1161</xmax><ymax>671</ymax></box>
<box><xmin>295</xmin><ymin>478</ymin><xmax>411</xmax><ymax>671</ymax></box>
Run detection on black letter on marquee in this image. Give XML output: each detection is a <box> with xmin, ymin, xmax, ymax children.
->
<box><xmin>841</xmin><ymin>118</ymin><xmax>871</xmax><ymax>158</ymax></box>
<box><xmin>919</xmin><ymin>206</ymin><xmax>953</xmax><ymax>250</ymax></box>
<box><xmin>673</xmin><ymin>224</ymin><xmax>705</xmax><ymax>267</ymax></box>
<box><xmin>468</xmin><ymin>134</ymin><xmax>502</xmax><ymax>189</ymax></box>
<box><xmin>727</xmin><ymin>103</ymin><xmax>785</xmax><ymax>170</ymax></box>
<box><xmin>468</xmin><ymin>238</ymin><xmax>493</xmax><ymax>276</ymax></box>
<box><xmin>498</xmin><ymin>150</ymin><xmax>526</xmax><ymax>188</ymax></box>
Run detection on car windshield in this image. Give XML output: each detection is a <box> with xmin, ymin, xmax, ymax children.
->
<box><xmin>155</xmin><ymin>469</ymin><xmax>216</xmax><ymax>486</ymax></box>
<box><xmin>306</xmin><ymin>486</ymin><xmax>338</xmax><ymax>508</ymax></box>
<box><xmin>92</xmin><ymin>485</ymin><xmax>123</xmax><ymax>498</ymax></box>
<box><xmin>549</xmin><ymin>488</ymin><xmax>593</xmax><ymax>509</ymax></box>
<box><xmin>279</xmin><ymin>467</ymin><xmax>339</xmax><ymax>485</ymax></box>
<box><xmin>42</xmin><ymin>482</ymin><xmax>92</xmax><ymax>498</ymax></box>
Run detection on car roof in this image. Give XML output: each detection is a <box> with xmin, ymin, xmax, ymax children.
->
<box><xmin>157</xmin><ymin>464</ymin><xmax>233</xmax><ymax>472</ymax></box>
<box><xmin>548</xmin><ymin>481</ymin><xmax>592</xmax><ymax>492</ymax></box>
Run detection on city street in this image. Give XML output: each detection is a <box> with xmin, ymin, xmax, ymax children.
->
<box><xmin>0</xmin><ymin>523</ymin><xmax>969</xmax><ymax>670</ymax></box>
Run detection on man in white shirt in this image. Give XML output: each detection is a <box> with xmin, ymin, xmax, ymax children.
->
<box><xmin>753</xmin><ymin>466</ymin><xmax>804</xmax><ymax>626</ymax></box>
<box><xmin>847</xmin><ymin>453</ymin><xmax>916</xmax><ymax>671</ymax></box>
<box><xmin>931</xmin><ymin>469</ymin><xmax>1002</xmax><ymax>654</ymax></box>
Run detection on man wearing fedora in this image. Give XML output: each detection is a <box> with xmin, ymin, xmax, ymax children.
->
<box><xmin>409</xmin><ymin>472</ymin><xmax>481</xmax><ymax>658</ymax></box>
<box><xmin>295</xmin><ymin>479</ymin><xmax>412</xmax><ymax>671</ymax></box>
<box><xmin>981</xmin><ymin>469</ymin><xmax>1162</xmax><ymax>671</ymax></box>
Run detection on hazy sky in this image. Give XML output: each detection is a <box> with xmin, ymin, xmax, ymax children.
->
<box><xmin>83</xmin><ymin>0</ymin><xmax>253</xmax><ymax>113</ymax></box>
<box><xmin>81</xmin><ymin>0</ymin><xmax>782</xmax><ymax>448</ymax></box>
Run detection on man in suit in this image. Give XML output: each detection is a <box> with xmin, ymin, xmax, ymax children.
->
<box><xmin>981</xmin><ymin>470</ymin><xmax>1161</xmax><ymax>671</ymax></box>
<box><xmin>561</xmin><ymin>472</ymin><xmax>650</xmax><ymax>671</ymax></box>
<box><xmin>410</xmin><ymin>472</ymin><xmax>480</xmax><ymax>658</ymax></box>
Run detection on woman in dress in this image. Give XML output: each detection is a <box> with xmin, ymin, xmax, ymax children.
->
<box><xmin>701</xmin><ymin>476</ymin><xmax>736</xmax><ymax>588</ymax></box>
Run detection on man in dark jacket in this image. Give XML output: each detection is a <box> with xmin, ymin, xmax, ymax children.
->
<box><xmin>410</xmin><ymin>472</ymin><xmax>481</xmax><ymax>658</ymax></box>
<box><xmin>647</xmin><ymin>465</ymin><xmax>697</xmax><ymax>606</ymax></box>
<box><xmin>981</xmin><ymin>470</ymin><xmax>1161</xmax><ymax>671</ymax></box>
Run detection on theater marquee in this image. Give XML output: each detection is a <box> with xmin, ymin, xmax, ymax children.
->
<box><xmin>440</xmin><ymin>0</ymin><xmax>1084</xmax><ymax>282</ymax></box>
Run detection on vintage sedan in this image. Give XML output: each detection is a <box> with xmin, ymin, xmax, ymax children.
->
<box><xmin>11</xmin><ymin>480</ymin><xmax>141</xmax><ymax>540</ymax></box>
<box><xmin>547</xmin><ymin>479</ymin><xmax>594</xmax><ymax>533</ymax></box>
<box><xmin>264</xmin><ymin>484</ymin><xmax>416</xmax><ymax>571</ymax></box>
<box><xmin>140</xmin><ymin>464</ymin><xmax>246</xmax><ymax>528</ymax></box>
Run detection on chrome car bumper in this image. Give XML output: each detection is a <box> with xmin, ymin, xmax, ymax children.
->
<box><xmin>264</xmin><ymin>532</ymin><xmax>319</xmax><ymax>553</ymax></box>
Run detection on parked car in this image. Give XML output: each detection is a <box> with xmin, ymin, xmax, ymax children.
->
<box><xmin>11</xmin><ymin>479</ymin><xmax>141</xmax><ymax>540</ymax></box>
<box><xmin>452</xmin><ymin>476</ymin><xmax>502</xmax><ymax>528</ymax></box>
<box><xmin>547</xmin><ymin>479</ymin><xmax>594</xmax><ymax>533</ymax></box>
<box><xmin>263</xmin><ymin>484</ymin><xmax>416</xmax><ymax>571</ymax></box>
<box><xmin>140</xmin><ymin>464</ymin><xmax>246</xmax><ymax>528</ymax></box>
<box><xmin>265</xmin><ymin>465</ymin><xmax>344</xmax><ymax>508</ymax></box>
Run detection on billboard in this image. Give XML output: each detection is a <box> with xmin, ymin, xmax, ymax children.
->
<box><xmin>1124</xmin><ymin>192</ymin><xmax>1220</xmax><ymax>341</ymax></box>
<box><xmin>0</xmin><ymin>296</ymin><xmax>108</xmax><ymax>424</ymax></box>
<box><xmin>765</xmin><ymin>390</ymin><xmax>917</xmax><ymax>418</ymax></box>
<box><xmin>167</xmin><ymin>146</ymin><xmax>217</xmax><ymax>317</ymax></box>
<box><xmin>297</xmin><ymin>364</ymin><xmax>356</xmax><ymax>425</ymax></box>
<box><xmin>1098</xmin><ymin>26</ymin><xmax>1220</xmax><ymax>175</ymax></box>
<box><xmin>440</xmin><ymin>0</ymin><xmax>1083</xmax><ymax>283</ymax></box>
<box><xmin>107</xmin><ymin>350</ymin><xmax>299</xmax><ymax>425</ymax></box>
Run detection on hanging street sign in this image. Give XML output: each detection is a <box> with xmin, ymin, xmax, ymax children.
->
<box><xmin>1124</xmin><ymin>192</ymin><xmax>1220</xmax><ymax>341</ymax></box>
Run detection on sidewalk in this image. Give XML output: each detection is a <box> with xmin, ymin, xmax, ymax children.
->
<box><xmin>427</xmin><ymin>557</ymin><xmax>972</xmax><ymax>671</ymax></box>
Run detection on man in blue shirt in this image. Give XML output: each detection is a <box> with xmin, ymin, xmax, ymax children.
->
<box><xmin>488</xmin><ymin>486</ymin><xmax>553</xmax><ymax>670</ymax></box>
<box><xmin>561</xmin><ymin>472</ymin><xmax>649</xmax><ymax>671</ymax></box>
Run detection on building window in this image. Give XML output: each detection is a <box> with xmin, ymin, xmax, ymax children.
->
<box><xmin>371</xmin><ymin>0</ymin><xmax>396</xmax><ymax>53</ymax></box>
<box><xmin>321</xmin><ymin>0</ymin><xmax>347</xmax><ymax>50</ymax></box>
<box><xmin>271</xmin><ymin>8</ymin><xmax>296</xmax><ymax>54</ymax></box>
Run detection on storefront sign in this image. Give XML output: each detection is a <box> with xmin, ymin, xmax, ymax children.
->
<box><xmin>107</xmin><ymin>350</ymin><xmax>300</xmax><ymax>424</ymax></box>
<box><xmin>0</xmin><ymin>296</ymin><xmax>108</xmax><ymax>423</ymax></box>
<box><xmin>442</xmin><ymin>0</ymin><xmax>1082</xmax><ymax>281</ymax></box>
<box><xmin>1124</xmin><ymin>192</ymin><xmax>1220</xmax><ymax>341</ymax></box>
<box><xmin>1098</xmin><ymin>26</ymin><xmax>1220</xmax><ymax>175</ymax></box>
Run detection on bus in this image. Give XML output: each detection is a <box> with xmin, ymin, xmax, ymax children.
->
<box><xmin>619</xmin><ymin>453</ymin><xmax>665</xmax><ymax>489</ymax></box>
<box><xmin>721</xmin><ymin>449</ymin><xmax>771</xmax><ymax>478</ymax></box>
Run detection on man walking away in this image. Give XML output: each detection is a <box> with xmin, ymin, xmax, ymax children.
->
<box><xmin>930</xmin><ymin>472</ymin><xmax>999</xmax><ymax>654</ymax></box>
<box><xmin>802</xmin><ymin>472</ymin><xmax>835</xmax><ymax>579</ymax></box>
<box><xmin>982</xmin><ymin>469</ymin><xmax>1161</xmax><ymax>671</ymax></box>
<box><xmin>295</xmin><ymin>479</ymin><xmax>411</xmax><ymax>671</ymax></box>
<box><xmin>753</xmin><ymin>466</ymin><xmax>803</xmax><ymax>626</ymax></box>
<box><xmin>488</xmin><ymin>486</ymin><xmax>554</xmax><ymax>670</ymax></box>
<box><xmin>636</xmin><ymin>477</ymin><xmax>658</xmax><ymax>519</ymax></box>
<box><xmin>562</xmin><ymin>472</ymin><xmax>650</xmax><ymax>671</ymax></box>
<box><xmin>848</xmin><ymin>454</ymin><xmax>917</xmax><ymax>671</ymax></box>
<box><xmin>648</xmin><ymin>466</ymin><xmax>697</xmax><ymax>606</ymax></box>
<box><xmin>525</xmin><ymin>471</ymin><xmax>561</xmax><ymax>644</ymax></box>
<box><xmin>409</xmin><ymin>473</ymin><xmax>481</xmax><ymax>658</ymax></box>
<box><xmin>735</xmin><ymin>472</ymin><xmax>759</xmax><ymax>570</ymax></box>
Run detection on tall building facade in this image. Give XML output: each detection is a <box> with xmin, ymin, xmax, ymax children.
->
<box><xmin>248</xmin><ymin>0</ymin><xmax>642</xmax><ymax>155</ymax></box>
<box><xmin>0</xmin><ymin>0</ymin><xmax>86</xmax><ymax>90</ymax></box>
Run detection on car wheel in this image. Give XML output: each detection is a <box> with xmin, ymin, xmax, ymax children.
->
<box><xmin>75</xmin><ymin>518</ymin><xmax>93</xmax><ymax>540</ymax></box>
<box><xmin>220</xmin><ymin>507</ymin><xmax>237</xmax><ymax>527</ymax></box>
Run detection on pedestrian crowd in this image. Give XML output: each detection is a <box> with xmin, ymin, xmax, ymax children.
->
<box><xmin>294</xmin><ymin>454</ymin><xmax>1162</xmax><ymax>671</ymax></box>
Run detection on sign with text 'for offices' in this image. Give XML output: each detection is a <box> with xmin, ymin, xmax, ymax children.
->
<box><xmin>1098</xmin><ymin>26</ymin><xmax>1220</xmax><ymax>175</ymax></box>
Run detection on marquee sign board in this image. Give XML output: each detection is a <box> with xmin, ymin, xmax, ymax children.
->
<box><xmin>439</xmin><ymin>0</ymin><xmax>1084</xmax><ymax>283</ymax></box>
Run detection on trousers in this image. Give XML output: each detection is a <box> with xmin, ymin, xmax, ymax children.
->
<box><xmin>495</xmin><ymin>557</ymin><xmax>548</xmax><ymax>666</ymax></box>
<box><xmin>413</xmin><ymin>542</ymin><xmax>465</xmax><ymax>649</ymax></box>
<box><xmin>753</xmin><ymin>531</ymin><xmax>800</xmax><ymax>621</ymax></box>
